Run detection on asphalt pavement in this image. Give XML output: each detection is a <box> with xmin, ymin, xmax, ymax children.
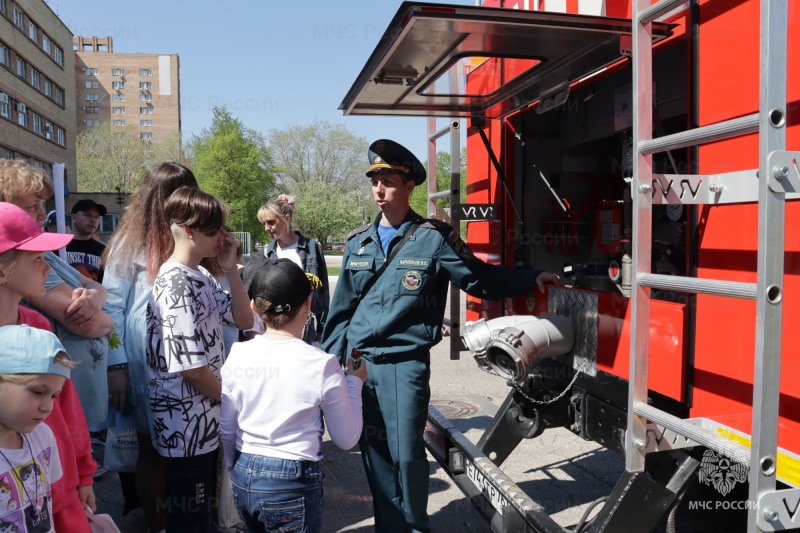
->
<box><xmin>92</xmin><ymin>276</ymin><xmax>621</xmax><ymax>532</ymax></box>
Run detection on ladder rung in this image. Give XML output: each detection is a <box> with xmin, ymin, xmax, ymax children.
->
<box><xmin>429</xmin><ymin>190</ymin><xmax>451</xmax><ymax>201</ymax></box>
<box><xmin>638</xmin><ymin>273</ymin><xmax>757</xmax><ymax>299</ymax></box>
<box><xmin>634</xmin><ymin>403</ymin><xmax>751</xmax><ymax>466</ymax></box>
<box><xmin>639</xmin><ymin>114</ymin><xmax>759</xmax><ymax>155</ymax></box>
<box><xmin>639</xmin><ymin>0</ymin><xmax>689</xmax><ymax>25</ymax></box>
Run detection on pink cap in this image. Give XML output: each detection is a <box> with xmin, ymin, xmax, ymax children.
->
<box><xmin>0</xmin><ymin>202</ymin><xmax>73</xmax><ymax>254</ymax></box>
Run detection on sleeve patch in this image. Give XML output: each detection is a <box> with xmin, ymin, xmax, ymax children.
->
<box><xmin>452</xmin><ymin>237</ymin><xmax>474</xmax><ymax>259</ymax></box>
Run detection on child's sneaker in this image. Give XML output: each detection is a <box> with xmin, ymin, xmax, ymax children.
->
<box><xmin>93</xmin><ymin>464</ymin><xmax>108</xmax><ymax>479</ymax></box>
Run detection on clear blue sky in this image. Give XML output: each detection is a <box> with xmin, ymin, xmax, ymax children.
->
<box><xmin>54</xmin><ymin>0</ymin><xmax>476</xmax><ymax>162</ymax></box>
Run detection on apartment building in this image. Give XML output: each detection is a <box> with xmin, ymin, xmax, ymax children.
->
<box><xmin>74</xmin><ymin>36</ymin><xmax>180</xmax><ymax>144</ymax></box>
<box><xmin>0</xmin><ymin>0</ymin><xmax>77</xmax><ymax>192</ymax></box>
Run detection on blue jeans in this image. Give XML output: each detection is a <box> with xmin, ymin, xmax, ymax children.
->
<box><xmin>231</xmin><ymin>453</ymin><xmax>324</xmax><ymax>532</ymax></box>
<box><xmin>163</xmin><ymin>449</ymin><xmax>218</xmax><ymax>533</ymax></box>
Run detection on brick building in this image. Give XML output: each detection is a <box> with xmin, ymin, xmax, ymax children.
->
<box><xmin>73</xmin><ymin>36</ymin><xmax>180</xmax><ymax>233</ymax></box>
<box><xmin>74</xmin><ymin>36</ymin><xmax>180</xmax><ymax>144</ymax></box>
<box><xmin>0</xmin><ymin>0</ymin><xmax>77</xmax><ymax>192</ymax></box>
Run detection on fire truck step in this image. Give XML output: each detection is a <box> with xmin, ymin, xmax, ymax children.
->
<box><xmin>634</xmin><ymin>402</ymin><xmax>751</xmax><ymax>465</ymax></box>
<box><xmin>637</xmin><ymin>273</ymin><xmax>757</xmax><ymax>299</ymax></box>
<box><xmin>638</xmin><ymin>113</ymin><xmax>759</xmax><ymax>155</ymax></box>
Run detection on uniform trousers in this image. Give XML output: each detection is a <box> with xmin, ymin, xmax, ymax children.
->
<box><xmin>360</xmin><ymin>354</ymin><xmax>431</xmax><ymax>533</ymax></box>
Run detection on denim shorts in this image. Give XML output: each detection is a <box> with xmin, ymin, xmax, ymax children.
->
<box><xmin>230</xmin><ymin>453</ymin><xmax>324</xmax><ymax>533</ymax></box>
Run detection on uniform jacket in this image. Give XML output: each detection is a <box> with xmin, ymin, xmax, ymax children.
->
<box><xmin>321</xmin><ymin>210</ymin><xmax>542</xmax><ymax>362</ymax></box>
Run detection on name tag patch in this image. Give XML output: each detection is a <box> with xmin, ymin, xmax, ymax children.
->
<box><xmin>398</xmin><ymin>258</ymin><xmax>429</xmax><ymax>268</ymax></box>
<box><xmin>348</xmin><ymin>258</ymin><xmax>374</xmax><ymax>270</ymax></box>
<box><xmin>402</xmin><ymin>270</ymin><xmax>423</xmax><ymax>290</ymax></box>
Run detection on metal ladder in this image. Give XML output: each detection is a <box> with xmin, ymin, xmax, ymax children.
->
<box><xmin>627</xmin><ymin>1</ymin><xmax>798</xmax><ymax>531</ymax></box>
<box><xmin>426</xmin><ymin>69</ymin><xmax>462</xmax><ymax>360</ymax></box>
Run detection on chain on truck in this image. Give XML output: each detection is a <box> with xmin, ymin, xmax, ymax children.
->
<box><xmin>339</xmin><ymin>1</ymin><xmax>799</xmax><ymax>532</ymax></box>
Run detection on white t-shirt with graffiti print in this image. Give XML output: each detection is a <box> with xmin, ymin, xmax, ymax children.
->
<box><xmin>145</xmin><ymin>261</ymin><xmax>234</xmax><ymax>458</ymax></box>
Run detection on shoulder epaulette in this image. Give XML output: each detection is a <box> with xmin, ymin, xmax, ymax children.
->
<box><xmin>421</xmin><ymin>218</ymin><xmax>473</xmax><ymax>257</ymax></box>
<box><xmin>420</xmin><ymin>218</ymin><xmax>454</xmax><ymax>234</ymax></box>
<box><xmin>347</xmin><ymin>222</ymin><xmax>372</xmax><ymax>240</ymax></box>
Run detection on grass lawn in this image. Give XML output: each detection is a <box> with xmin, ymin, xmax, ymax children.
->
<box><xmin>328</xmin><ymin>266</ymin><xmax>341</xmax><ymax>276</ymax></box>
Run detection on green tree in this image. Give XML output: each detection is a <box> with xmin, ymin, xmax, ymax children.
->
<box><xmin>151</xmin><ymin>131</ymin><xmax>186</xmax><ymax>165</ymax></box>
<box><xmin>266</xmin><ymin>120</ymin><xmax>374</xmax><ymax>242</ymax></box>
<box><xmin>76</xmin><ymin>122</ymin><xmax>151</xmax><ymax>193</ymax></box>
<box><xmin>186</xmin><ymin>106</ymin><xmax>276</xmax><ymax>246</ymax></box>
<box><xmin>268</xmin><ymin>120</ymin><xmax>368</xmax><ymax>193</ymax></box>
<box><xmin>410</xmin><ymin>148</ymin><xmax>467</xmax><ymax>220</ymax></box>
<box><xmin>291</xmin><ymin>179</ymin><xmax>372</xmax><ymax>243</ymax></box>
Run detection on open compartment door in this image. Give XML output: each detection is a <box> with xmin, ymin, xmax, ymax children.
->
<box><xmin>340</xmin><ymin>1</ymin><xmax>673</xmax><ymax>119</ymax></box>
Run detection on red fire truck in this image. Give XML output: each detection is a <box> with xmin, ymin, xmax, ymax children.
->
<box><xmin>340</xmin><ymin>1</ymin><xmax>799</xmax><ymax>531</ymax></box>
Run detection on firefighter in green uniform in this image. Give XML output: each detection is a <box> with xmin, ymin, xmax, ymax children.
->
<box><xmin>321</xmin><ymin>139</ymin><xmax>559</xmax><ymax>533</ymax></box>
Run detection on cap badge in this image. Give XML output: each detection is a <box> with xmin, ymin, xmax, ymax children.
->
<box><xmin>374</xmin><ymin>140</ymin><xmax>385</xmax><ymax>153</ymax></box>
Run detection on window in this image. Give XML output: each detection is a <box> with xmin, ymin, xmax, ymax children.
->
<box><xmin>13</xmin><ymin>7</ymin><xmax>24</xmax><ymax>30</ymax></box>
<box><xmin>42</xmin><ymin>35</ymin><xmax>50</xmax><ymax>54</ymax></box>
<box><xmin>100</xmin><ymin>214</ymin><xmax>120</xmax><ymax>233</ymax></box>
<box><xmin>85</xmin><ymin>94</ymin><xmax>100</xmax><ymax>102</ymax></box>
<box><xmin>140</xmin><ymin>132</ymin><xmax>153</xmax><ymax>140</ymax></box>
<box><xmin>0</xmin><ymin>44</ymin><xmax>8</xmax><ymax>67</ymax></box>
<box><xmin>111</xmin><ymin>68</ymin><xmax>121</xmax><ymax>76</ymax></box>
<box><xmin>0</xmin><ymin>0</ymin><xmax>6</xmax><ymax>15</ymax></box>
<box><xmin>44</xmin><ymin>79</ymin><xmax>52</xmax><ymax>97</ymax></box>
<box><xmin>83</xmin><ymin>67</ymin><xmax>98</xmax><ymax>75</ymax></box>
<box><xmin>31</xmin><ymin>69</ymin><xmax>40</xmax><ymax>89</ymax></box>
<box><xmin>84</xmin><ymin>106</ymin><xmax>99</xmax><ymax>114</ymax></box>
<box><xmin>56</xmin><ymin>127</ymin><xmax>65</xmax><ymax>146</ymax></box>
<box><xmin>45</xmin><ymin>121</ymin><xmax>53</xmax><ymax>139</ymax></box>
<box><xmin>28</xmin><ymin>22</ymin><xmax>37</xmax><ymax>41</ymax></box>
<box><xmin>54</xmin><ymin>46</ymin><xmax>63</xmax><ymax>66</ymax></box>
<box><xmin>54</xmin><ymin>88</ymin><xmax>64</xmax><ymax>105</ymax></box>
<box><xmin>16</xmin><ymin>57</ymin><xmax>25</xmax><ymax>78</ymax></box>
<box><xmin>112</xmin><ymin>94</ymin><xmax>126</xmax><ymax>101</ymax></box>
<box><xmin>0</xmin><ymin>93</ymin><xmax>9</xmax><ymax>118</ymax></box>
<box><xmin>112</xmin><ymin>107</ymin><xmax>125</xmax><ymax>114</ymax></box>
<box><xmin>112</xmin><ymin>81</ymin><xmax>125</xmax><ymax>89</ymax></box>
<box><xmin>139</xmin><ymin>82</ymin><xmax>152</xmax><ymax>90</ymax></box>
<box><xmin>16</xmin><ymin>102</ymin><xmax>27</xmax><ymax>127</ymax></box>
<box><xmin>112</xmin><ymin>119</ymin><xmax>125</xmax><ymax>126</ymax></box>
<box><xmin>139</xmin><ymin>93</ymin><xmax>152</xmax><ymax>102</ymax></box>
<box><xmin>33</xmin><ymin>113</ymin><xmax>42</xmax><ymax>134</ymax></box>
<box><xmin>139</xmin><ymin>107</ymin><xmax>153</xmax><ymax>114</ymax></box>
<box><xmin>140</xmin><ymin>119</ymin><xmax>152</xmax><ymax>126</ymax></box>
<box><xmin>139</xmin><ymin>68</ymin><xmax>152</xmax><ymax>76</ymax></box>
